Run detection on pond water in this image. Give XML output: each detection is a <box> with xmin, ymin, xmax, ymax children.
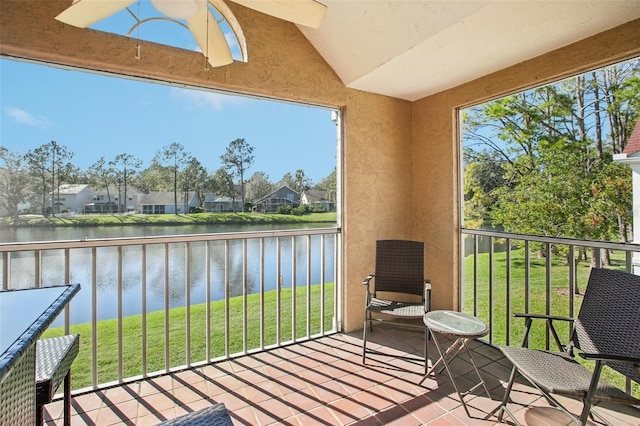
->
<box><xmin>1</xmin><ymin>223</ymin><xmax>337</xmax><ymax>326</ymax></box>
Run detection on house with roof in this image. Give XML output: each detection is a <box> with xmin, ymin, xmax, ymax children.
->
<box><xmin>85</xmin><ymin>184</ymin><xmax>146</xmax><ymax>213</ymax></box>
<box><xmin>614</xmin><ymin>120</ymin><xmax>640</xmax><ymax>272</ymax></box>
<box><xmin>253</xmin><ymin>186</ymin><xmax>299</xmax><ymax>213</ymax></box>
<box><xmin>138</xmin><ymin>192</ymin><xmax>200</xmax><ymax>214</ymax></box>
<box><xmin>203</xmin><ymin>194</ymin><xmax>242</xmax><ymax>213</ymax></box>
<box><xmin>52</xmin><ymin>184</ymin><xmax>92</xmax><ymax>214</ymax></box>
<box><xmin>300</xmin><ymin>190</ymin><xmax>334</xmax><ymax>212</ymax></box>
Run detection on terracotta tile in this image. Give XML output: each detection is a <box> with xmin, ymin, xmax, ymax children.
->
<box><xmin>198</xmin><ymin>363</ymin><xmax>228</xmax><ymax>379</ymax></box>
<box><xmin>136</xmin><ymin>411</ymin><xmax>168</xmax><ymax>426</ymax></box>
<box><xmin>96</xmin><ymin>404</ymin><xmax>135</xmax><ymax>426</ymax></box>
<box><xmin>143</xmin><ymin>391</ymin><xmax>177</xmax><ymax>412</ymax></box>
<box><xmin>326</xmin><ymin>395</ymin><xmax>373</xmax><ymax>424</ymax></box>
<box><xmin>213</xmin><ymin>391</ymin><xmax>251</xmax><ymax>412</ymax></box>
<box><xmin>297</xmin><ymin>405</ymin><xmax>343</xmax><ymax>426</ymax></box>
<box><xmin>72</xmin><ymin>390</ymin><xmax>105</xmax><ymax>413</ymax></box>
<box><xmin>172</xmin><ymin>385</ymin><xmax>206</xmax><ymax>405</ymax></box>
<box><xmin>102</xmin><ymin>385</ymin><xmax>136</xmax><ymax>406</ymax></box>
<box><xmin>228</xmin><ymin>405</ymin><xmax>258</xmax><ymax>425</ymax></box>
<box><xmin>43</xmin><ymin>400</ymin><xmax>64</xmax><ymax>422</ymax></box>
<box><xmin>401</xmin><ymin>394</ymin><xmax>447</xmax><ymax>424</ymax></box>
<box><xmin>308</xmin><ymin>378</ymin><xmax>349</xmax><ymax>403</ymax></box>
<box><xmin>69</xmin><ymin>408</ymin><xmax>101</xmax><ymax>426</ymax></box>
<box><xmin>280</xmin><ymin>390</ymin><xmax>323</xmax><ymax>415</ymax></box>
<box><xmin>62</xmin><ymin>334</ymin><xmax>638</xmax><ymax>426</ymax></box>
<box><xmin>243</xmin><ymin>378</ymin><xmax>284</xmax><ymax>401</ymax></box>
<box><xmin>255</xmin><ymin>397</ymin><xmax>295</xmax><ymax>422</ymax></box>
<box><xmin>172</xmin><ymin>368</ymin><xmax>205</xmax><ymax>385</ymax></box>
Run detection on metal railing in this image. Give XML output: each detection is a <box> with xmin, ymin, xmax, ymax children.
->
<box><xmin>461</xmin><ymin>228</ymin><xmax>639</xmax><ymax>395</ymax></box>
<box><xmin>0</xmin><ymin>227</ymin><xmax>340</xmax><ymax>393</ymax></box>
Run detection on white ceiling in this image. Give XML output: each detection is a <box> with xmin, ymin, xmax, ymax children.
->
<box><xmin>296</xmin><ymin>1</ymin><xmax>640</xmax><ymax>101</ymax></box>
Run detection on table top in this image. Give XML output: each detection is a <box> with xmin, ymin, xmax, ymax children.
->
<box><xmin>423</xmin><ymin>310</ymin><xmax>489</xmax><ymax>338</ymax></box>
<box><xmin>0</xmin><ymin>284</ymin><xmax>80</xmax><ymax>383</ymax></box>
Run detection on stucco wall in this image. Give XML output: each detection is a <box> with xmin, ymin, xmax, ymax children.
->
<box><xmin>412</xmin><ymin>19</ymin><xmax>640</xmax><ymax>312</ymax></box>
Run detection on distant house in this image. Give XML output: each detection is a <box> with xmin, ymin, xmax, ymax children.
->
<box><xmin>253</xmin><ymin>186</ymin><xmax>299</xmax><ymax>213</ymax></box>
<box><xmin>139</xmin><ymin>192</ymin><xmax>200</xmax><ymax>214</ymax></box>
<box><xmin>85</xmin><ymin>184</ymin><xmax>145</xmax><ymax>213</ymax></box>
<box><xmin>52</xmin><ymin>184</ymin><xmax>92</xmax><ymax>214</ymax></box>
<box><xmin>203</xmin><ymin>194</ymin><xmax>242</xmax><ymax>213</ymax></box>
<box><xmin>300</xmin><ymin>190</ymin><xmax>334</xmax><ymax>211</ymax></box>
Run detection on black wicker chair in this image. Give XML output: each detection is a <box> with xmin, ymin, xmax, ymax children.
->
<box><xmin>498</xmin><ymin>267</ymin><xmax>640</xmax><ymax>425</ymax></box>
<box><xmin>362</xmin><ymin>240</ymin><xmax>431</xmax><ymax>371</ymax></box>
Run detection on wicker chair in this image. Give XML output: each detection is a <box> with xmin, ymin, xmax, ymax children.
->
<box><xmin>498</xmin><ymin>267</ymin><xmax>640</xmax><ymax>425</ymax></box>
<box><xmin>362</xmin><ymin>240</ymin><xmax>431</xmax><ymax>370</ymax></box>
<box><xmin>156</xmin><ymin>403</ymin><xmax>232</xmax><ymax>425</ymax></box>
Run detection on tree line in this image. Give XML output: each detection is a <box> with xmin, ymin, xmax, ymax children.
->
<box><xmin>463</xmin><ymin>59</ymin><xmax>639</xmax><ymax>264</ymax></box>
<box><xmin>0</xmin><ymin>138</ymin><xmax>336</xmax><ymax>217</ymax></box>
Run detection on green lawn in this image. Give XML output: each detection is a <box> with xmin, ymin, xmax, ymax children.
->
<box><xmin>43</xmin><ymin>283</ymin><xmax>335</xmax><ymax>389</ymax></box>
<box><xmin>0</xmin><ymin>212</ymin><xmax>337</xmax><ymax>227</ymax></box>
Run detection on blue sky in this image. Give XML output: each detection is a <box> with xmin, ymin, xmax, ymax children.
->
<box><xmin>0</xmin><ymin>57</ymin><xmax>337</xmax><ymax>184</ymax></box>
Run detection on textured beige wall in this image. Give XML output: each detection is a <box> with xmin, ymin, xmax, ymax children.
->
<box><xmin>1</xmin><ymin>1</ymin><xmax>639</xmax><ymax>332</ymax></box>
<box><xmin>413</xmin><ymin>19</ymin><xmax>640</xmax><ymax>312</ymax></box>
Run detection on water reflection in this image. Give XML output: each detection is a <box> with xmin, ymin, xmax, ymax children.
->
<box><xmin>4</xmin><ymin>227</ymin><xmax>336</xmax><ymax>326</ymax></box>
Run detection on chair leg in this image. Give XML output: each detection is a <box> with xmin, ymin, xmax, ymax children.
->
<box><xmin>63</xmin><ymin>371</ymin><xmax>71</xmax><ymax>426</ymax></box>
<box><xmin>498</xmin><ymin>365</ymin><xmax>519</xmax><ymax>424</ymax></box>
<box><xmin>36</xmin><ymin>402</ymin><xmax>44</xmax><ymax>426</ymax></box>
<box><xmin>579</xmin><ymin>361</ymin><xmax>603</xmax><ymax>426</ymax></box>
<box><xmin>362</xmin><ymin>313</ymin><xmax>369</xmax><ymax>364</ymax></box>
<box><xmin>424</xmin><ymin>326</ymin><xmax>429</xmax><ymax>374</ymax></box>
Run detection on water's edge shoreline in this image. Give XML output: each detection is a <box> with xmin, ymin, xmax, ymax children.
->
<box><xmin>0</xmin><ymin>212</ymin><xmax>337</xmax><ymax>228</ymax></box>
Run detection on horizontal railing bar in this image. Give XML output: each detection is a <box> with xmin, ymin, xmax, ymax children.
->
<box><xmin>0</xmin><ymin>227</ymin><xmax>341</xmax><ymax>252</ymax></box>
<box><xmin>462</xmin><ymin>228</ymin><xmax>638</xmax><ymax>251</ymax></box>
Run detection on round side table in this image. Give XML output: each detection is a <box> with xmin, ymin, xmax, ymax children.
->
<box><xmin>419</xmin><ymin>310</ymin><xmax>490</xmax><ymax>417</ymax></box>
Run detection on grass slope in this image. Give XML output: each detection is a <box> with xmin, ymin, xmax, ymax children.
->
<box><xmin>44</xmin><ymin>283</ymin><xmax>335</xmax><ymax>389</ymax></box>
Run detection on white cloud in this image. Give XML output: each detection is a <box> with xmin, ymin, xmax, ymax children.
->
<box><xmin>170</xmin><ymin>87</ymin><xmax>252</xmax><ymax>111</ymax></box>
<box><xmin>4</xmin><ymin>107</ymin><xmax>52</xmax><ymax>128</ymax></box>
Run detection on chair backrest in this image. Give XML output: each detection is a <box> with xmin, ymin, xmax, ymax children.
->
<box><xmin>572</xmin><ymin>267</ymin><xmax>640</xmax><ymax>383</ymax></box>
<box><xmin>374</xmin><ymin>240</ymin><xmax>425</xmax><ymax>297</ymax></box>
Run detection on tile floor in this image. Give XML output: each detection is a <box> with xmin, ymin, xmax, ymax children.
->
<box><xmin>43</xmin><ymin>328</ymin><xmax>639</xmax><ymax>425</ymax></box>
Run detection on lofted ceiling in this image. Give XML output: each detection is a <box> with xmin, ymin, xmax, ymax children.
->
<box><xmin>296</xmin><ymin>0</ymin><xmax>640</xmax><ymax>101</ymax></box>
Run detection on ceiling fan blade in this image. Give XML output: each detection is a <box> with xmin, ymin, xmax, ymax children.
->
<box><xmin>187</xmin><ymin>7</ymin><xmax>233</xmax><ymax>68</ymax></box>
<box><xmin>55</xmin><ymin>0</ymin><xmax>136</xmax><ymax>28</ymax></box>
<box><xmin>230</xmin><ymin>0</ymin><xmax>326</xmax><ymax>29</ymax></box>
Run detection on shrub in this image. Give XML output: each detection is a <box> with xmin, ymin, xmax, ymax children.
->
<box><xmin>292</xmin><ymin>205</ymin><xmax>309</xmax><ymax>216</ymax></box>
<box><xmin>278</xmin><ymin>205</ymin><xmax>293</xmax><ymax>215</ymax></box>
<box><xmin>308</xmin><ymin>204</ymin><xmax>328</xmax><ymax>213</ymax></box>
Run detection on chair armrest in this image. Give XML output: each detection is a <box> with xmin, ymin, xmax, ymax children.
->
<box><xmin>363</xmin><ymin>274</ymin><xmax>374</xmax><ymax>302</ymax></box>
<box><xmin>514</xmin><ymin>313</ymin><xmax>574</xmax><ymax>351</ymax></box>
<box><xmin>362</xmin><ymin>274</ymin><xmax>374</xmax><ymax>286</ymax></box>
<box><xmin>424</xmin><ymin>280</ymin><xmax>432</xmax><ymax>311</ymax></box>
<box><xmin>579</xmin><ymin>352</ymin><xmax>640</xmax><ymax>365</ymax></box>
<box><xmin>513</xmin><ymin>313</ymin><xmax>574</xmax><ymax>323</ymax></box>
